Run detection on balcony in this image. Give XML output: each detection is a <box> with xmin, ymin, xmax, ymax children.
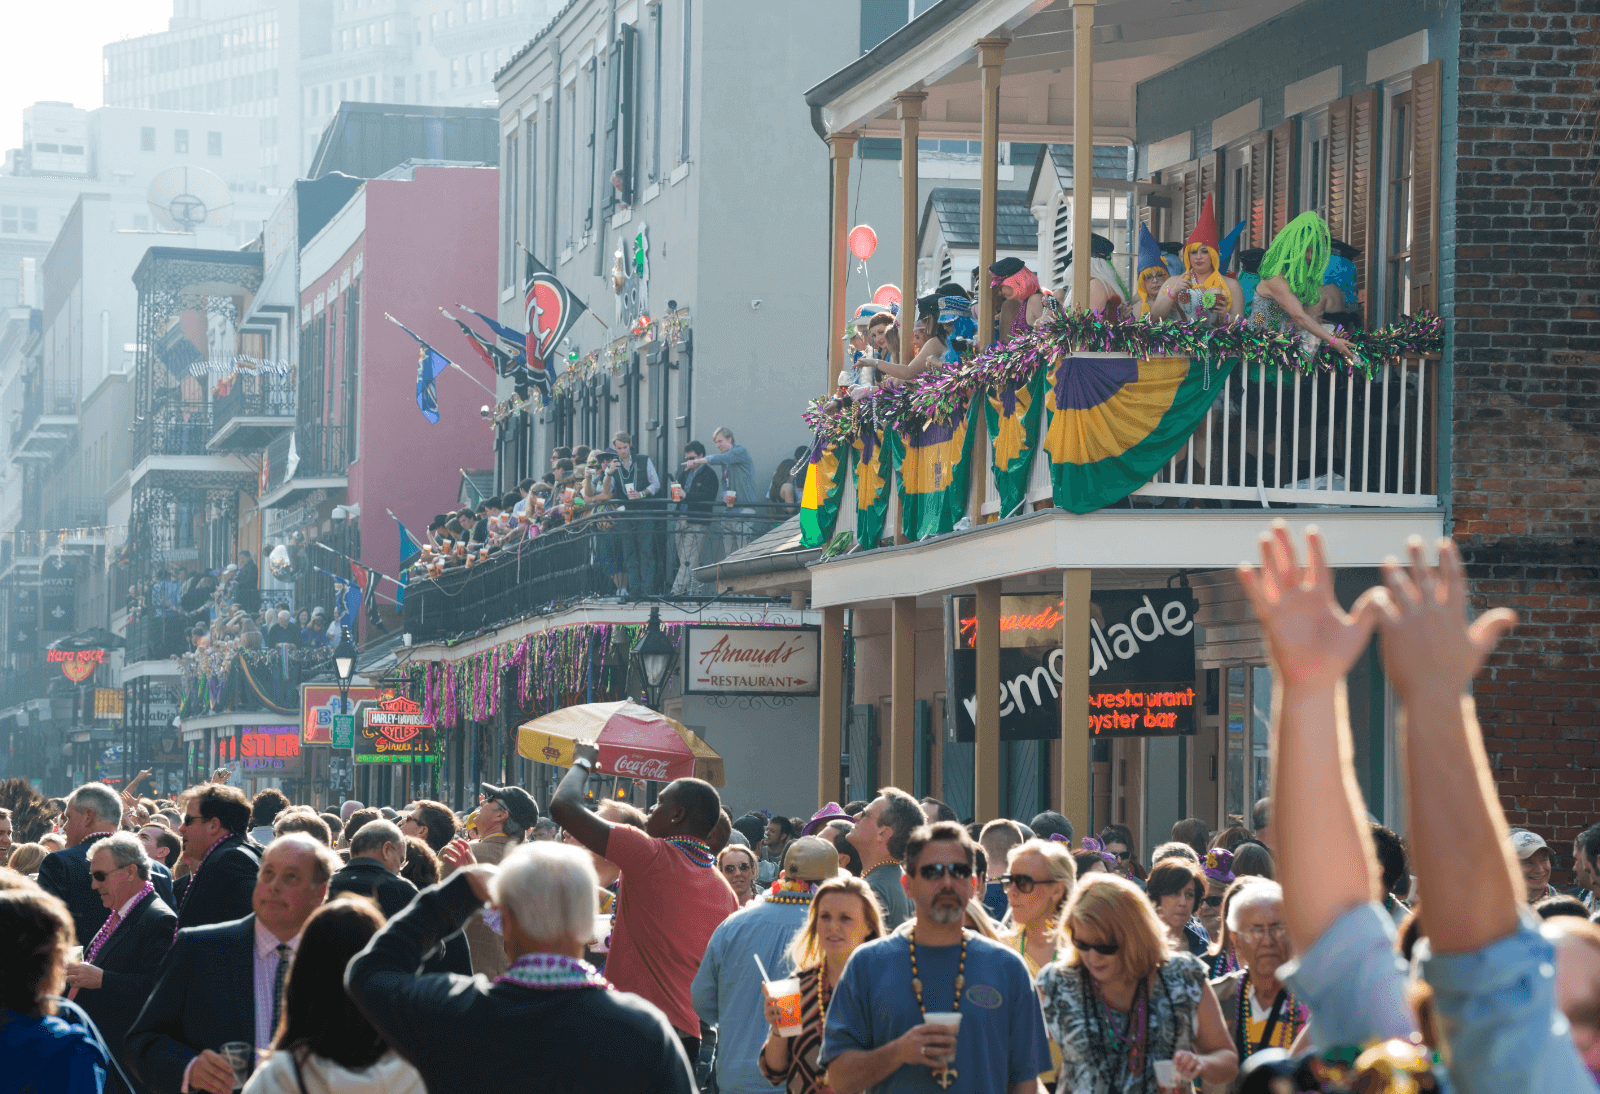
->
<box><xmin>11</xmin><ymin>383</ymin><xmax>78</xmax><ymax>462</ymax></box>
<box><xmin>259</xmin><ymin>423</ymin><xmax>348</xmax><ymax>510</ymax></box>
<box><xmin>125</xmin><ymin>613</ymin><xmax>192</xmax><ymax>665</ymax></box>
<box><xmin>207</xmin><ymin>371</ymin><xmax>296</xmax><ymax>453</ymax></box>
<box><xmin>0</xmin><ymin>665</ymin><xmax>54</xmax><ymax>711</ymax></box>
<box><xmin>403</xmin><ymin>508</ymin><xmax>785</xmax><ymax>642</ymax></box>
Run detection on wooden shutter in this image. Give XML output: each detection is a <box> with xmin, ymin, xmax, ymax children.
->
<box><xmin>1246</xmin><ymin>129</ymin><xmax>1270</xmax><ymax>248</ymax></box>
<box><xmin>1326</xmin><ymin>96</ymin><xmax>1352</xmax><ymax>240</ymax></box>
<box><xmin>1162</xmin><ymin>159</ymin><xmax>1201</xmax><ymax>240</ymax></box>
<box><xmin>1268</xmin><ymin>120</ymin><xmax>1297</xmax><ymax>234</ymax></box>
<box><xmin>1348</xmin><ymin>88</ymin><xmax>1381</xmax><ymax>321</ymax></box>
<box><xmin>1198</xmin><ymin>151</ymin><xmax>1221</xmax><ymax>227</ymax></box>
<box><xmin>1410</xmin><ymin>60</ymin><xmax>1442</xmax><ymax>312</ymax></box>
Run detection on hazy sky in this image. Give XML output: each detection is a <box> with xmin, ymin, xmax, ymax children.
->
<box><xmin>0</xmin><ymin>1</ymin><xmax>173</xmax><ymax>151</ymax></box>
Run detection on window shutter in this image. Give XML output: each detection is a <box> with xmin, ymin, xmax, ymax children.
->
<box><xmin>1268</xmin><ymin>119</ymin><xmax>1297</xmax><ymax>235</ymax></box>
<box><xmin>1410</xmin><ymin>60</ymin><xmax>1442</xmax><ymax>312</ymax></box>
<box><xmin>1246</xmin><ymin>130</ymin><xmax>1270</xmax><ymax>248</ymax></box>
<box><xmin>1160</xmin><ymin>159</ymin><xmax>1200</xmax><ymax>240</ymax></box>
<box><xmin>1198</xmin><ymin>151</ymin><xmax>1220</xmax><ymax>226</ymax></box>
<box><xmin>602</xmin><ymin>39</ymin><xmax>621</xmax><ymax>212</ymax></box>
<box><xmin>1053</xmin><ymin>197</ymin><xmax>1072</xmax><ymax>287</ymax></box>
<box><xmin>939</xmin><ymin>247</ymin><xmax>952</xmax><ymax>287</ymax></box>
<box><xmin>1348</xmin><ymin>88</ymin><xmax>1381</xmax><ymax>321</ymax></box>
<box><xmin>1326</xmin><ymin>96</ymin><xmax>1352</xmax><ymax>241</ymax></box>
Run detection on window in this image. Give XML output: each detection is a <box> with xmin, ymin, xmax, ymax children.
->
<box><xmin>367</xmin><ymin>75</ymin><xmax>375</xmax><ymax>100</ymax></box>
<box><xmin>174</xmin><ymin>129</ymin><xmax>189</xmax><ymax>153</ymax></box>
<box><xmin>415</xmin><ymin>17</ymin><xmax>422</xmax><ymax>44</ymax></box>
<box><xmin>21</xmin><ymin>208</ymin><xmax>37</xmax><ymax>234</ymax></box>
<box><xmin>428</xmin><ymin>71</ymin><xmax>437</xmax><ymax>99</ymax></box>
<box><xmin>1303</xmin><ymin>110</ymin><xmax>1331</xmax><ymax>222</ymax></box>
<box><xmin>429</xmin><ymin>12</ymin><xmax>438</xmax><ymax>36</ymax></box>
<box><xmin>1</xmin><ymin>207</ymin><xmax>16</xmax><ymax>233</ymax></box>
<box><xmin>35</xmin><ymin>143</ymin><xmax>59</xmax><ymax>153</ymax></box>
<box><xmin>505</xmin><ymin>130</ymin><xmax>518</xmax><ymax>285</ymax></box>
<box><xmin>393</xmin><ymin>76</ymin><xmax>405</xmax><ymax>102</ymax></box>
<box><xmin>310</xmin><ymin>87</ymin><xmax>319</xmax><ymax>114</ymax></box>
<box><xmin>140</xmin><ymin>126</ymin><xmax>155</xmax><ymax>151</ymax></box>
<box><xmin>1387</xmin><ymin>90</ymin><xmax>1414</xmax><ymax>321</ymax></box>
<box><xmin>450</xmin><ymin>60</ymin><xmax>459</xmax><ymax>89</ymax></box>
<box><xmin>207</xmin><ymin>131</ymin><xmax>222</xmax><ymax>155</ymax></box>
<box><xmin>1222</xmin><ymin>665</ymin><xmax>1273</xmax><ymax>824</ymax></box>
<box><xmin>133</xmin><ymin>214</ymin><xmax>150</xmax><ymax>230</ymax></box>
<box><xmin>465</xmin><ymin>54</ymin><xmax>474</xmax><ymax>84</ymax></box>
<box><xmin>339</xmin><ymin>81</ymin><xmax>348</xmax><ymax>103</ymax></box>
<box><xmin>679</xmin><ymin>0</ymin><xmax>692</xmax><ymax>163</ymax></box>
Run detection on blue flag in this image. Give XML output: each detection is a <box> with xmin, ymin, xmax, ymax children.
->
<box><xmin>390</xmin><ymin>511</ymin><xmax>418</xmax><ymax>607</ymax></box>
<box><xmin>388</xmin><ymin>314</ymin><xmax>450</xmax><ymax>423</ymax></box>
<box><xmin>456</xmin><ymin>304</ymin><xmax>529</xmax><ymax>366</ymax></box>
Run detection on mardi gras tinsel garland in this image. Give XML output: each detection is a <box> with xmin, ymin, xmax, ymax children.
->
<box><xmin>804</xmin><ymin>311</ymin><xmax>1443</xmax><ymax>444</ymax></box>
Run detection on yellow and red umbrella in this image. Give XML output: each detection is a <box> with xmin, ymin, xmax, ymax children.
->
<box><xmin>515</xmin><ymin>700</ymin><xmax>725</xmax><ymax>787</ymax></box>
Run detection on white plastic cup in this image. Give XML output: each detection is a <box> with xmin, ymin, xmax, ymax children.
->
<box><xmin>921</xmin><ymin>1011</ymin><xmax>962</xmax><ymax>1065</ymax></box>
<box><xmin>1153</xmin><ymin>1060</ymin><xmax>1176</xmax><ymax>1089</ymax></box>
<box><xmin>626</xmin><ymin>485</ymin><xmax>640</xmax><ymax>500</ymax></box>
<box><xmin>590</xmin><ymin>913</ymin><xmax>612</xmax><ymax>953</ymax></box>
<box><xmin>765</xmin><ymin>976</ymin><xmax>804</xmax><ymax>1037</ymax></box>
<box><xmin>723</xmin><ymin>490</ymin><xmax>737</xmax><ymax>506</ymax></box>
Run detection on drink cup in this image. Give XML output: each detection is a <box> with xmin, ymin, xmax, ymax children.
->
<box><xmin>626</xmin><ymin>485</ymin><xmax>640</xmax><ymax>500</ymax></box>
<box><xmin>670</xmin><ymin>482</ymin><xmax>684</xmax><ymax>502</ymax></box>
<box><xmin>221</xmin><ymin>1041</ymin><xmax>254</xmax><ymax>1090</ymax></box>
<box><xmin>723</xmin><ymin>490</ymin><xmax>737</xmax><ymax>506</ymax></box>
<box><xmin>1153</xmin><ymin>1060</ymin><xmax>1176</xmax><ymax>1088</ymax></box>
<box><xmin>765</xmin><ymin>977</ymin><xmax>804</xmax><ymax>1037</ymax></box>
<box><xmin>920</xmin><ymin>1012</ymin><xmax>961</xmax><ymax>1065</ymax></box>
<box><xmin>67</xmin><ymin>945</ymin><xmax>84</xmax><ymax>964</ymax></box>
<box><xmin>590</xmin><ymin>913</ymin><xmax>612</xmax><ymax>953</ymax></box>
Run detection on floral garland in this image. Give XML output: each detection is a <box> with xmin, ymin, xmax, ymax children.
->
<box><xmin>765</xmin><ymin>877</ymin><xmax>818</xmax><ymax>905</ymax></box>
<box><xmin>804</xmin><ymin>311</ymin><xmax>1444</xmax><ymax>445</ymax></box>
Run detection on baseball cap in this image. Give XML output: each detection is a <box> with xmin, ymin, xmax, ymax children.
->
<box><xmin>481</xmin><ymin>782</ymin><xmax>541</xmax><ymax>830</ymax></box>
<box><xmin>783</xmin><ymin>836</ymin><xmax>841</xmax><ymax>883</ymax></box>
<box><xmin>1509</xmin><ymin>829</ymin><xmax>1549</xmax><ymax>860</ymax></box>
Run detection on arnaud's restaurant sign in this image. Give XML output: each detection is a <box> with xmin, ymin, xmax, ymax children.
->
<box><xmin>952</xmin><ymin>589</ymin><xmax>1198</xmax><ymax>741</ymax></box>
<box><xmin>682</xmin><ymin>625</ymin><xmax>821</xmax><ymax>696</ymax></box>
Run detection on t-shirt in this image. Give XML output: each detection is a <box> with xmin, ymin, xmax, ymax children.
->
<box><xmin>820</xmin><ymin>930</ymin><xmax>1051</xmax><ymax>1094</ymax></box>
<box><xmin>605</xmin><ymin>824</ymin><xmax>738</xmax><ymax>1037</ymax></box>
<box><xmin>866</xmin><ymin>862</ymin><xmax>912</xmax><ymax>931</ymax></box>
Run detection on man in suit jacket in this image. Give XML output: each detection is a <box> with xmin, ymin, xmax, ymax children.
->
<box><xmin>127</xmin><ymin>834</ymin><xmax>339</xmax><ymax>1094</ymax></box>
<box><xmin>63</xmin><ymin>832</ymin><xmax>176</xmax><ymax>1094</ymax></box>
<box><xmin>327</xmin><ymin>819</ymin><xmax>416</xmax><ymax>918</ymax></box>
<box><xmin>39</xmin><ymin>782</ymin><xmax>174</xmax><ymax>946</ymax></box>
<box><xmin>172</xmin><ymin>784</ymin><xmax>261</xmax><ymax>931</ymax></box>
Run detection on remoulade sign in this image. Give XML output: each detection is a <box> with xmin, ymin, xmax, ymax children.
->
<box><xmin>355</xmin><ymin>695</ymin><xmax>439</xmax><ymax>764</ymax></box>
<box><xmin>682</xmin><ymin>625</ymin><xmax>821</xmax><ymax>696</ymax></box>
<box><xmin>952</xmin><ymin>589</ymin><xmax>1198</xmax><ymax>741</ymax></box>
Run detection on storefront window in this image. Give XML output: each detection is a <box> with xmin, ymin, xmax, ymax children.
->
<box><xmin>1225</xmin><ymin>667</ymin><xmax>1246</xmax><ymax>821</ymax></box>
<box><xmin>1251</xmin><ymin>665</ymin><xmax>1273</xmax><ymax>810</ymax></box>
<box><xmin>1224</xmin><ymin>664</ymin><xmax>1273</xmax><ymax>825</ymax></box>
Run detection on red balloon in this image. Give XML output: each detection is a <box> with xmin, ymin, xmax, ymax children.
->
<box><xmin>847</xmin><ymin>225</ymin><xmax>878</xmax><ymax>261</ymax></box>
<box><xmin>873</xmin><ymin>284</ymin><xmax>902</xmax><ymax>307</ymax></box>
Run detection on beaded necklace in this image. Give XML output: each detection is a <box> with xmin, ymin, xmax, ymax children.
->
<box><xmin>495</xmin><ymin>952</ymin><xmax>612</xmax><ymax>991</ymax></box>
<box><xmin>908</xmin><ymin>926</ymin><xmax>967</xmax><ymax>1089</ymax></box>
<box><xmin>1233</xmin><ymin>973</ymin><xmax>1301</xmax><ymax>1057</ymax></box>
<box><xmin>85</xmin><ymin>883</ymin><xmax>155</xmax><ymax>963</ymax></box>
<box><xmin>861</xmin><ymin>856</ymin><xmax>900</xmax><ymax>878</ymax></box>
<box><xmin>663</xmin><ymin>835</ymin><xmax>714</xmax><ymax>867</ymax></box>
<box><xmin>1017</xmin><ymin>925</ymin><xmax>1058</xmax><ymax>969</ymax></box>
<box><xmin>1092</xmin><ymin>975</ymin><xmax>1150</xmax><ymax>1080</ymax></box>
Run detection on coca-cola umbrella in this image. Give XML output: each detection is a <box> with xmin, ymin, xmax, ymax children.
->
<box><xmin>515</xmin><ymin>700</ymin><xmax>725</xmax><ymax>787</ymax></box>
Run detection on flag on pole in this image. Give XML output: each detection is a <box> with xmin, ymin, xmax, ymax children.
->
<box><xmin>444</xmin><ymin>310</ymin><xmax>519</xmax><ymax>377</ymax></box>
<box><xmin>524</xmin><ymin>252</ymin><xmax>587</xmax><ymax>391</ymax></box>
<box><xmin>350</xmin><ymin>563</ymin><xmax>384</xmax><ymax>633</ymax></box>
<box><xmin>388</xmin><ymin>314</ymin><xmax>450</xmax><ymax>423</ymax></box>
<box><xmin>390</xmin><ymin>511</ymin><xmax>418</xmax><ymax>607</ymax></box>
<box><xmin>456</xmin><ymin>305</ymin><xmax>529</xmax><ymax>368</ymax></box>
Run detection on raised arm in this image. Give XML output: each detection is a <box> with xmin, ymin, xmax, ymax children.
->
<box><xmin>547</xmin><ymin>741</ymin><xmax>612</xmax><ymax>858</ymax></box>
<box><xmin>1259</xmin><ymin>276</ymin><xmax>1354</xmax><ymax>360</ymax></box>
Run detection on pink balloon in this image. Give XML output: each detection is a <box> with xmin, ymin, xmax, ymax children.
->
<box><xmin>847</xmin><ymin>225</ymin><xmax>878</xmax><ymax>261</ymax></box>
<box><xmin>873</xmin><ymin>284</ymin><xmax>902</xmax><ymax>307</ymax></box>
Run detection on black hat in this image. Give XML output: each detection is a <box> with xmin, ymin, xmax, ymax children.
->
<box><xmin>1064</xmin><ymin>234</ymin><xmax>1117</xmax><ymax>268</ymax></box>
<box><xmin>481</xmin><ymin>782</ymin><xmax>541</xmax><ymax>829</ymax></box>
<box><xmin>989</xmin><ymin>256</ymin><xmax>1026</xmax><ymax>279</ymax></box>
<box><xmin>1237</xmin><ymin>247</ymin><xmax>1267</xmax><ymax>274</ymax></box>
<box><xmin>916</xmin><ymin>292</ymin><xmax>941</xmax><ymax>320</ymax></box>
<box><xmin>1330</xmin><ymin>239</ymin><xmax>1362</xmax><ymax>260</ymax></box>
<box><xmin>933</xmin><ymin>281</ymin><xmax>970</xmax><ymax>299</ymax></box>
<box><xmin>1158</xmin><ymin>241</ymin><xmax>1184</xmax><ymax>256</ymax></box>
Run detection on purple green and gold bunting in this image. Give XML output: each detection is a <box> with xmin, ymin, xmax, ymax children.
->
<box><xmin>985</xmin><ymin>367</ymin><xmax>1045</xmax><ymax>519</ymax></box>
<box><xmin>1042</xmin><ymin>352</ymin><xmax>1238</xmax><ymax>513</ymax></box>
<box><xmin>853</xmin><ymin>426</ymin><xmax>895</xmax><ymax>549</ymax></box>
<box><xmin>895</xmin><ymin>399</ymin><xmax>979</xmax><ymax>541</ymax></box>
<box><xmin>799</xmin><ymin>435</ymin><xmax>851</xmax><ymax>548</ymax></box>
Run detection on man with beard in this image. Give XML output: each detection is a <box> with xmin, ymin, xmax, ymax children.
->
<box><xmin>820</xmin><ymin>822</ymin><xmax>1050</xmax><ymax>1093</ymax></box>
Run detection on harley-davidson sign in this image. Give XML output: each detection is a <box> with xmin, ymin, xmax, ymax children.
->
<box><xmin>355</xmin><ymin>695</ymin><xmax>438</xmax><ymax>763</ymax></box>
<box><xmin>682</xmin><ymin>626</ymin><xmax>820</xmax><ymax>695</ymax></box>
<box><xmin>47</xmin><ymin>648</ymin><xmax>105</xmax><ymax>682</ymax></box>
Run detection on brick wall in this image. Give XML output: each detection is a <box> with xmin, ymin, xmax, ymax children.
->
<box><xmin>1453</xmin><ymin>0</ymin><xmax>1600</xmax><ymax>869</ymax></box>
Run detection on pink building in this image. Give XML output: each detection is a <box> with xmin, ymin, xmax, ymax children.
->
<box><xmin>267</xmin><ymin>163</ymin><xmax>499</xmax><ymax>616</ymax></box>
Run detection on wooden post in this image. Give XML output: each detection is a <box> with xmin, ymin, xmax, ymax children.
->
<box><xmin>974</xmin><ymin>579</ymin><xmax>1002</xmax><ymax>821</ymax></box>
<box><xmin>827</xmin><ymin>133</ymin><xmax>858</xmax><ymax>399</ymax></box>
<box><xmin>818</xmin><ymin>605</ymin><xmax>846</xmax><ymax>809</ymax></box>
<box><xmin>976</xmin><ymin>38</ymin><xmax>1008</xmax><ymax>345</ymax></box>
<box><xmin>1070</xmin><ymin>0</ymin><xmax>1096</xmax><ymax>309</ymax></box>
<box><xmin>1060</xmin><ymin>569</ymin><xmax>1092</xmax><ymax>841</ymax></box>
<box><xmin>896</xmin><ymin>92</ymin><xmax>924</xmax><ymax>547</ymax></box>
<box><xmin>889</xmin><ymin>597</ymin><xmax>917</xmax><ymax>788</ymax></box>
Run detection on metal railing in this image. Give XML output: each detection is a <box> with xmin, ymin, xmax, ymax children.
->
<box><xmin>42</xmin><ymin>495</ymin><xmax>108</xmax><ymax>532</ymax></box>
<box><xmin>12</xmin><ymin>382</ymin><xmax>78</xmax><ymax>452</ymax></box>
<box><xmin>134</xmin><ymin>400</ymin><xmax>214</xmax><ymax>463</ymax></box>
<box><xmin>263</xmin><ymin>423</ymin><xmax>348</xmax><ymax>493</ymax></box>
<box><xmin>403</xmin><ymin>506</ymin><xmax>791</xmax><ymax>641</ymax></box>
<box><xmin>212</xmin><ymin>372</ymin><xmax>295</xmax><ymax>431</ymax></box>
<box><xmin>126</xmin><ymin>613</ymin><xmax>192</xmax><ymax>663</ymax></box>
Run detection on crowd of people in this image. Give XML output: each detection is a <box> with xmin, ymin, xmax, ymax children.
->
<box><xmin>3</xmin><ymin>527</ymin><xmax>1598</xmax><ymax>1094</ymax></box>
<box><xmin>405</xmin><ymin>427</ymin><xmax>805</xmax><ymax>599</ymax></box>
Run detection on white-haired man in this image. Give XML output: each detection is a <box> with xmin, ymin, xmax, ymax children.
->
<box><xmin>347</xmin><ymin>840</ymin><xmax>695</xmax><ymax>1093</ymax></box>
<box><xmin>40</xmin><ymin>782</ymin><xmax>174</xmax><ymax>947</ymax></box>
<box><xmin>1207</xmin><ymin>879</ymin><xmax>1309</xmax><ymax>1060</ymax></box>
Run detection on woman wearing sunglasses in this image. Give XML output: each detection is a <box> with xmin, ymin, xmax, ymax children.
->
<box><xmin>717</xmin><ymin>844</ymin><xmax>759</xmax><ymax>906</ymax></box>
<box><xmin>1197</xmin><ymin>849</ymin><xmax>1235</xmax><ymax>942</ymax></box>
<box><xmin>1000</xmin><ymin>838</ymin><xmax>1078</xmax><ymax>1090</ymax></box>
<box><xmin>1038</xmin><ymin>874</ymin><xmax>1237</xmax><ymax>1094</ymax></box>
<box><xmin>1206</xmin><ymin>878</ymin><xmax>1307</xmax><ymax>1084</ymax></box>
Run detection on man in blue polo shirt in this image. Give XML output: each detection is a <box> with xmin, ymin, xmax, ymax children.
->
<box><xmin>821</xmin><ymin>821</ymin><xmax>1049</xmax><ymax>1094</ymax></box>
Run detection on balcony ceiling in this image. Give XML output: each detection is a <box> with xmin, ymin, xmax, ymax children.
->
<box><xmin>808</xmin><ymin>0</ymin><xmax>1303</xmax><ymax>142</ymax></box>
<box><xmin>207</xmin><ymin>415</ymin><xmax>295</xmax><ymax>454</ymax></box>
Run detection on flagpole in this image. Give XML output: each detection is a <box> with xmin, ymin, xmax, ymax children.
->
<box><xmin>314</xmin><ymin>540</ymin><xmax>404</xmax><ymax>591</ymax></box>
<box><xmin>516</xmin><ymin>240</ymin><xmax>609</xmax><ymax>330</ymax></box>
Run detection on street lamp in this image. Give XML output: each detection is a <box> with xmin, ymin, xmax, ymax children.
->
<box><xmin>631</xmin><ymin>607</ymin><xmax>677</xmax><ymax>711</ymax></box>
<box><xmin>334</xmin><ymin>629</ymin><xmax>358</xmax><ymax>713</ymax></box>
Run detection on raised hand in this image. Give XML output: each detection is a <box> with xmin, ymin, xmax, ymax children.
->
<box><xmin>1375</xmin><ymin>536</ymin><xmax>1516</xmax><ymax>702</ymax></box>
<box><xmin>1237</xmin><ymin>522</ymin><xmax>1381</xmax><ymax>692</ymax></box>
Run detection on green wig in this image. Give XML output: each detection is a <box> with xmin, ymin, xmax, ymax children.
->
<box><xmin>1258</xmin><ymin>211</ymin><xmax>1331</xmax><ymax>307</ymax></box>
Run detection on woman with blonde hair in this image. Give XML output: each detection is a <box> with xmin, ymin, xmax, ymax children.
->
<box><xmin>716</xmin><ymin>844</ymin><xmax>759</xmax><ymax>906</ymax></box>
<box><xmin>759</xmin><ymin>875</ymin><xmax>883</xmax><ymax>1094</ymax></box>
<box><xmin>1038</xmin><ymin>874</ymin><xmax>1237</xmax><ymax>1094</ymax></box>
<box><xmin>1001</xmin><ymin>838</ymin><xmax>1078</xmax><ymax>1088</ymax></box>
<box><xmin>6</xmin><ymin>843</ymin><xmax>47</xmax><ymax>877</ymax></box>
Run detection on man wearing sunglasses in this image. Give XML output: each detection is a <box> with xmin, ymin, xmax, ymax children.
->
<box><xmin>821</xmin><ymin>821</ymin><xmax>1051</xmax><ymax>1093</ymax></box>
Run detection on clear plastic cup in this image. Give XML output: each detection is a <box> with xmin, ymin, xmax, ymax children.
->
<box><xmin>221</xmin><ymin>1041</ymin><xmax>253</xmax><ymax>1089</ymax></box>
<box><xmin>723</xmin><ymin>490</ymin><xmax>737</xmax><ymax>506</ymax></box>
<box><xmin>626</xmin><ymin>485</ymin><xmax>640</xmax><ymax>500</ymax></box>
<box><xmin>765</xmin><ymin>977</ymin><xmax>804</xmax><ymax>1037</ymax></box>
<box><xmin>921</xmin><ymin>1011</ymin><xmax>961</xmax><ymax>1065</ymax></box>
<box><xmin>1153</xmin><ymin>1060</ymin><xmax>1176</xmax><ymax>1088</ymax></box>
<box><xmin>670</xmin><ymin>482</ymin><xmax>684</xmax><ymax>502</ymax></box>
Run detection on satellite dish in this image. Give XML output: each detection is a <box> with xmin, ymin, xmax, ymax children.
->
<box><xmin>147</xmin><ymin>166</ymin><xmax>234</xmax><ymax>233</ymax></box>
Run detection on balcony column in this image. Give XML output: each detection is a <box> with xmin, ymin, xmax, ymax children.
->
<box><xmin>1059</xmin><ymin>569</ymin><xmax>1092</xmax><ymax>840</ymax></box>
<box><xmin>888</xmin><ymin>596</ymin><xmax>917</xmax><ymax>789</ymax></box>
<box><xmin>1070</xmin><ymin>0</ymin><xmax>1097</xmax><ymax>309</ymax></box>
<box><xmin>818</xmin><ymin>605</ymin><xmax>846</xmax><ymax>809</ymax></box>
<box><xmin>896</xmin><ymin>91</ymin><xmax>925</xmax><ymax>549</ymax></box>
<box><xmin>826</xmin><ymin>132</ymin><xmax>859</xmax><ymax>399</ymax></box>
<box><xmin>971</xmin><ymin>38</ymin><xmax>1008</xmax><ymax>526</ymax></box>
<box><xmin>973</xmin><ymin>579</ymin><xmax>1002</xmax><ymax>821</ymax></box>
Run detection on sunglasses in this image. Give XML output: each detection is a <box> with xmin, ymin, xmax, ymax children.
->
<box><xmin>1071</xmin><ymin>934</ymin><xmax>1121</xmax><ymax>956</ymax></box>
<box><xmin>1202</xmin><ymin>895</ymin><xmax>1225</xmax><ymax>908</ymax></box>
<box><xmin>916</xmin><ymin>862</ymin><xmax>974</xmax><ymax>881</ymax></box>
<box><xmin>90</xmin><ymin>868</ymin><xmax>126</xmax><ymax>882</ymax></box>
<box><xmin>997</xmin><ymin>873</ymin><xmax>1052</xmax><ymax>894</ymax></box>
<box><xmin>721</xmin><ymin>863</ymin><xmax>754</xmax><ymax>873</ymax></box>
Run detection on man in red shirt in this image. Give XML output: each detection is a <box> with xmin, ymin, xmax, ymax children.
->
<box><xmin>550</xmin><ymin>741</ymin><xmax>737</xmax><ymax>1061</ymax></box>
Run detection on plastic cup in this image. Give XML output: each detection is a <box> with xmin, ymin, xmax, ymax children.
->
<box><xmin>765</xmin><ymin>977</ymin><xmax>804</xmax><ymax>1037</ymax></box>
<box><xmin>590</xmin><ymin>913</ymin><xmax>612</xmax><ymax>953</ymax></box>
<box><xmin>1153</xmin><ymin>1060</ymin><xmax>1176</xmax><ymax>1088</ymax></box>
<box><xmin>921</xmin><ymin>1012</ymin><xmax>961</xmax><ymax>1065</ymax></box>
<box><xmin>723</xmin><ymin>490</ymin><xmax>737</xmax><ymax>506</ymax></box>
<box><xmin>221</xmin><ymin>1041</ymin><xmax>253</xmax><ymax>1089</ymax></box>
<box><xmin>67</xmin><ymin>945</ymin><xmax>84</xmax><ymax>964</ymax></box>
<box><xmin>670</xmin><ymin>482</ymin><xmax>684</xmax><ymax>502</ymax></box>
